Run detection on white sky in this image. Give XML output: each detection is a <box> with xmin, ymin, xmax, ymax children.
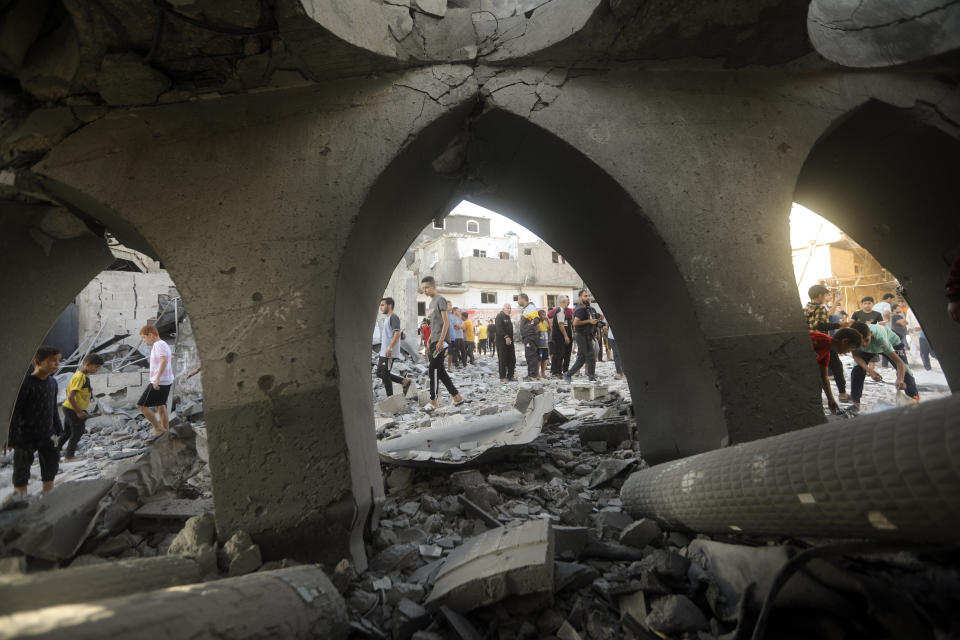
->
<box><xmin>453</xmin><ymin>199</ymin><xmax>833</xmax><ymax>249</ymax></box>
<box><xmin>448</xmin><ymin>200</ymin><xmax>542</xmax><ymax>242</ymax></box>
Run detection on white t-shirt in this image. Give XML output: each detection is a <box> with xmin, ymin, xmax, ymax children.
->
<box><xmin>873</xmin><ymin>301</ymin><xmax>892</xmax><ymax>322</ymax></box>
<box><xmin>150</xmin><ymin>340</ymin><xmax>174</xmax><ymax>385</ymax></box>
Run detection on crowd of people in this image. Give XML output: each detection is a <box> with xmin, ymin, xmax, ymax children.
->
<box><xmin>372</xmin><ymin>279</ymin><xmax>624</xmax><ymax>410</ymax></box>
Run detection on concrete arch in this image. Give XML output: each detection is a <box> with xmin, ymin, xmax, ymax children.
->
<box><xmin>335</xmin><ymin>105</ymin><xmax>727</xmax><ymax>494</ymax></box>
<box><xmin>0</xmin><ymin>202</ymin><xmax>114</xmax><ymax>445</ymax></box>
<box><xmin>794</xmin><ymin>99</ymin><xmax>960</xmax><ymax>388</ymax></box>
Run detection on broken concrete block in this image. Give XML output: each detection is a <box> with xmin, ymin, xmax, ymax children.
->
<box><xmin>376</xmin><ymin>392</ymin><xmax>407</xmax><ymax>415</ymax></box>
<box><xmin>572</xmin><ymin>383</ymin><xmax>609</xmax><ymax>401</ymax></box>
<box><xmin>633</xmin><ymin>549</ymin><xmax>690</xmax><ymax>589</ymax></box>
<box><xmin>687</xmin><ymin>539</ymin><xmax>794</xmax><ymax>618</ymax></box>
<box><xmin>592</xmin><ymin>510</ymin><xmax>633</xmax><ymax>534</ymax></box>
<box><xmin>220</xmin><ymin>530</ymin><xmax>262</xmax><ymax>577</ymax></box>
<box><xmin>619</xmin><ymin>519</ymin><xmax>661</xmax><ymax>549</ymax></box>
<box><xmin>553</xmin><ymin>561</ymin><xmax>599</xmax><ymax>593</ymax></box>
<box><xmin>11</xmin><ymin>478</ymin><xmax>114</xmax><ymax>561</ymax></box>
<box><xmin>646</xmin><ymin>594</ymin><xmax>709</xmax><ymax>634</ymax></box>
<box><xmin>618</xmin><ymin>590</ymin><xmax>649</xmax><ymax>633</ymax></box>
<box><xmin>168</xmin><ymin>512</ymin><xmax>216</xmax><ymax>556</ymax></box>
<box><xmin>487</xmin><ymin>474</ymin><xmax>529</xmax><ymax>497</ymax></box>
<box><xmin>449</xmin><ymin>469</ymin><xmax>486</xmax><ymax>492</ymax></box>
<box><xmin>383</xmin><ymin>3</ymin><xmax>415</xmax><ymax>40</ymax></box>
<box><xmin>370</xmin><ymin>543</ymin><xmax>420</xmax><ymax>573</ymax></box>
<box><xmin>578</xmin><ymin>416</ymin><xmax>631</xmax><ymax>447</ymax></box>
<box><xmin>586</xmin><ymin>457</ymin><xmax>637</xmax><ymax>489</ymax></box>
<box><xmin>417</xmin><ymin>390</ymin><xmax>431</xmax><ymax>407</ymax></box>
<box><xmin>393</xmin><ymin>598</ymin><xmax>431</xmax><ymax>640</ymax></box>
<box><xmin>424</xmin><ymin>519</ymin><xmax>553</xmax><ymax>613</ymax></box>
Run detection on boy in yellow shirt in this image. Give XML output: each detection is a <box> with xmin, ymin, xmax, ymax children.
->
<box><xmin>60</xmin><ymin>354</ymin><xmax>103</xmax><ymax>461</ymax></box>
<box><xmin>537</xmin><ymin>309</ymin><xmax>550</xmax><ymax>379</ymax></box>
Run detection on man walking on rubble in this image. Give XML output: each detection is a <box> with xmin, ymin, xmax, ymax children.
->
<box><xmin>422</xmin><ymin>277</ymin><xmax>465</xmax><ymax>409</ymax></box>
<box><xmin>495</xmin><ymin>303</ymin><xmax>516</xmax><ymax>382</ymax></box>
<box><xmin>462</xmin><ymin>312</ymin><xmax>476</xmax><ymax>365</ymax></box>
<box><xmin>565</xmin><ymin>289</ymin><xmax>599</xmax><ymax>383</ymax></box>
<box><xmin>477</xmin><ymin>317</ymin><xmax>488</xmax><ymax>356</ymax></box>
<box><xmin>136</xmin><ymin>325</ymin><xmax>174</xmax><ymax>444</ymax></box>
<box><xmin>517</xmin><ymin>293</ymin><xmax>541</xmax><ymax>380</ymax></box>
<box><xmin>487</xmin><ymin>318</ymin><xmax>497</xmax><ymax>357</ymax></box>
<box><xmin>2</xmin><ymin>346</ymin><xmax>63</xmax><ymax>508</ymax></box>
<box><xmin>376</xmin><ymin>297</ymin><xmax>411</xmax><ymax>397</ymax></box>
<box><xmin>549</xmin><ymin>296</ymin><xmax>572</xmax><ymax>376</ymax></box>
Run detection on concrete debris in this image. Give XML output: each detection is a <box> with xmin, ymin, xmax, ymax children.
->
<box><xmin>578</xmin><ymin>416</ymin><xmax>632</xmax><ymax>447</ymax></box>
<box><xmin>167</xmin><ymin>512</ymin><xmax>217</xmax><ymax>556</ymax></box>
<box><xmin>0</xmin><ymin>556</ymin><xmax>201</xmax><ymax>615</ymax></box>
<box><xmin>618</xmin><ymin>518</ymin><xmax>662</xmax><ymax>549</ymax></box>
<box><xmin>424</xmin><ymin>519</ymin><xmax>553</xmax><ymax>613</ymax></box>
<box><xmin>219</xmin><ymin>530</ymin><xmax>263</xmax><ymax>577</ymax></box>
<box><xmin>0</xmin><ymin>566</ymin><xmax>349</xmax><ymax>639</ymax></box>
<box><xmin>646</xmin><ymin>594</ymin><xmax>710</xmax><ymax>634</ymax></box>
<box><xmin>96</xmin><ymin>53</ymin><xmax>171</xmax><ymax>106</ymax></box>
<box><xmin>378</xmin><ymin>391</ymin><xmax>556</xmax><ymax>467</ymax></box>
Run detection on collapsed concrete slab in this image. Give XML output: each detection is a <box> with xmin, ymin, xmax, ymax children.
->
<box><xmin>0</xmin><ymin>556</ymin><xmax>201</xmax><ymax>615</ymax></box>
<box><xmin>0</xmin><ymin>565</ymin><xmax>349</xmax><ymax>639</ymax></box>
<box><xmin>378</xmin><ymin>392</ymin><xmax>555</xmax><ymax>468</ymax></box>
<box><xmin>424</xmin><ymin>519</ymin><xmax>554</xmax><ymax>613</ymax></box>
<box><xmin>9</xmin><ymin>479</ymin><xmax>114</xmax><ymax>561</ymax></box>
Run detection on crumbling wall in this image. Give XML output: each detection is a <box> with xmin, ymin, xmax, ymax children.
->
<box><xmin>383</xmin><ymin>259</ymin><xmax>419</xmax><ymax>340</ymax></box>
<box><xmin>75</xmin><ymin>271</ymin><xmax>178</xmax><ymax>348</ymax></box>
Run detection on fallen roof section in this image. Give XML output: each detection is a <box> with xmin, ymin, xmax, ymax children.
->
<box><xmin>378</xmin><ymin>391</ymin><xmax>556</xmax><ymax>468</ymax></box>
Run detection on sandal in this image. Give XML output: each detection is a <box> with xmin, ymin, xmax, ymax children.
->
<box><xmin>145</xmin><ymin>435</ymin><xmax>161</xmax><ymax>444</ymax></box>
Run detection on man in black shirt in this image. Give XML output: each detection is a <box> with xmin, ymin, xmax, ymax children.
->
<box><xmin>4</xmin><ymin>346</ymin><xmax>63</xmax><ymax>507</ymax></box>
<box><xmin>549</xmin><ymin>295</ymin><xmax>572</xmax><ymax>377</ymax></box>
<box><xmin>851</xmin><ymin>297</ymin><xmax>883</xmax><ymax>325</ymax></box>
<box><xmin>565</xmin><ymin>289</ymin><xmax>599</xmax><ymax>382</ymax></box>
<box><xmin>495</xmin><ymin>304</ymin><xmax>516</xmax><ymax>382</ymax></box>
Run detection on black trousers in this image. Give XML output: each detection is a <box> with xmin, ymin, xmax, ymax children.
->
<box><xmin>376</xmin><ymin>357</ymin><xmax>405</xmax><ymax>397</ymax></box>
<box><xmin>568</xmin><ymin>332</ymin><xmax>596</xmax><ymax>379</ymax></box>
<box><xmin>60</xmin><ymin>408</ymin><xmax>87</xmax><ymax>458</ymax></box>
<box><xmin>13</xmin><ymin>438</ymin><xmax>59</xmax><ymax>486</ymax></box>
<box><xmin>464</xmin><ymin>341</ymin><xmax>475</xmax><ymax>365</ymax></box>
<box><xmin>919</xmin><ymin>335</ymin><xmax>933</xmax><ymax>370</ymax></box>
<box><xmin>478</xmin><ymin>339</ymin><xmax>487</xmax><ymax>355</ymax></box>
<box><xmin>428</xmin><ymin>345</ymin><xmax>458</xmax><ymax>400</ymax></box>
<box><xmin>523</xmin><ymin>336</ymin><xmax>539</xmax><ymax>377</ymax></box>
<box><xmin>497</xmin><ymin>340</ymin><xmax>515</xmax><ymax>379</ymax></box>
<box><xmin>850</xmin><ymin>349</ymin><xmax>918</xmax><ymax>403</ymax></box>
<box><xmin>550</xmin><ymin>336</ymin><xmax>571</xmax><ymax>375</ymax></box>
<box><xmin>827</xmin><ymin>347</ymin><xmax>846</xmax><ymax>394</ymax></box>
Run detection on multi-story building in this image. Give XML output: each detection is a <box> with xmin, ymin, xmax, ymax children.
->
<box><xmin>380</xmin><ymin>213</ymin><xmax>587</xmax><ymax>335</ymax></box>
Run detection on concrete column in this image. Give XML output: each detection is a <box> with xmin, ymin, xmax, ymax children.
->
<box><xmin>35</xmin><ymin>69</ymin><xmax>477</xmax><ymax>569</ymax></box>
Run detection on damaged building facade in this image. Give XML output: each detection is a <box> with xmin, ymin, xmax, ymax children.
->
<box><xmin>1</xmin><ymin>0</ymin><xmax>960</xmax><ymax>636</ymax></box>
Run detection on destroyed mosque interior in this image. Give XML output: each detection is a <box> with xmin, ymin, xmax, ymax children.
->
<box><xmin>1</xmin><ymin>0</ymin><xmax>959</xmax><ymax>639</ymax></box>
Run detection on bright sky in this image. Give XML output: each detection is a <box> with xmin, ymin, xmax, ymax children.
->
<box><xmin>789</xmin><ymin>202</ymin><xmax>841</xmax><ymax>250</ymax></box>
<box><xmin>449</xmin><ymin>200</ymin><xmax>542</xmax><ymax>242</ymax></box>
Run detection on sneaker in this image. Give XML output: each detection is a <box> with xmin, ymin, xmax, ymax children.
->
<box><xmin>563</xmin><ymin>375</ymin><xmax>572</xmax><ymax>384</ymax></box>
<box><xmin>588</xmin><ymin>376</ymin><xmax>597</xmax><ymax>382</ymax></box>
<box><xmin>614</xmin><ymin>374</ymin><xmax>624</xmax><ymax>380</ymax></box>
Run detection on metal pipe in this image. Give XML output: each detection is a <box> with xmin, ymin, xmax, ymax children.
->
<box><xmin>621</xmin><ymin>395</ymin><xmax>960</xmax><ymax>543</ymax></box>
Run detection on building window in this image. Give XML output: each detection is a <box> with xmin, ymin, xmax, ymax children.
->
<box><xmin>546</xmin><ymin>295</ymin><xmax>558</xmax><ymax>308</ymax></box>
<box><xmin>432</xmin><ymin>217</ymin><xmax>445</xmax><ymax>230</ymax></box>
<box><xmin>417</xmin><ymin>301</ymin><xmax>426</xmax><ymax>316</ymax></box>
<box><xmin>466</xmin><ymin>220</ymin><xmax>480</xmax><ymax>233</ymax></box>
<box><xmin>481</xmin><ymin>292</ymin><xmax>497</xmax><ymax>304</ymax></box>
<box><xmin>523</xmin><ymin>248</ymin><xmax>532</xmax><ymax>255</ymax></box>
<box><xmin>473</xmin><ymin>249</ymin><xmax>487</xmax><ymax>258</ymax></box>
<box><xmin>499</xmin><ymin>252</ymin><xmax>510</xmax><ymax>260</ymax></box>
<box><xmin>551</xmin><ymin>251</ymin><xmax>560</xmax><ymax>263</ymax></box>
<box><xmin>512</xmin><ymin>295</ymin><xmax>519</xmax><ymax>302</ymax></box>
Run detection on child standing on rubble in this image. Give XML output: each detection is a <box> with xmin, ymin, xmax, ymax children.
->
<box><xmin>2</xmin><ymin>346</ymin><xmax>63</xmax><ymax>508</ymax></box>
<box><xmin>60</xmin><ymin>353</ymin><xmax>104</xmax><ymax>462</ymax></box>
<box><xmin>136</xmin><ymin>325</ymin><xmax>174</xmax><ymax>444</ymax></box>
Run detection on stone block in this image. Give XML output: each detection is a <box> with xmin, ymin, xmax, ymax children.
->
<box><xmin>168</xmin><ymin>513</ymin><xmax>216</xmax><ymax>556</ymax></box>
<box><xmin>578</xmin><ymin>417</ymin><xmax>632</xmax><ymax>447</ymax></box>
<box><xmin>424</xmin><ymin>519</ymin><xmax>554</xmax><ymax>613</ymax></box>
<box><xmin>646</xmin><ymin>594</ymin><xmax>709</xmax><ymax>634</ymax></box>
<box><xmin>619</xmin><ymin>519</ymin><xmax>661</xmax><ymax>549</ymax></box>
<box><xmin>572</xmin><ymin>383</ymin><xmax>610</xmax><ymax>401</ymax></box>
<box><xmin>376</xmin><ymin>393</ymin><xmax>407</xmax><ymax>415</ymax></box>
<box><xmin>108</xmin><ymin>372</ymin><xmax>144</xmax><ymax>390</ymax></box>
<box><xmin>412</xmin><ymin>0</ymin><xmax>447</xmax><ymax>17</ymax></box>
